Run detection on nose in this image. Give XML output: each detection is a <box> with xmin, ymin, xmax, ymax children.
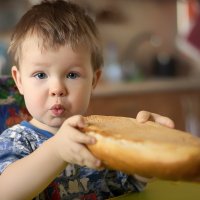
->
<box><xmin>49</xmin><ymin>80</ymin><xmax>67</xmax><ymax>97</ymax></box>
<box><xmin>51</xmin><ymin>90</ymin><xmax>66</xmax><ymax>97</ymax></box>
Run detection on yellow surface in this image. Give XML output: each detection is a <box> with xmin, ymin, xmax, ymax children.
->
<box><xmin>110</xmin><ymin>180</ymin><xmax>200</xmax><ymax>200</ymax></box>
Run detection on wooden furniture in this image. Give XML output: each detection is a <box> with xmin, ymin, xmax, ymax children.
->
<box><xmin>87</xmin><ymin>78</ymin><xmax>200</xmax><ymax>132</ymax></box>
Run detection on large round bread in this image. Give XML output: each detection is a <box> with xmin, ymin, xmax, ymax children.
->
<box><xmin>82</xmin><ymin>115</ymin><xmax>200</xmax><ymax>181</ymax></box>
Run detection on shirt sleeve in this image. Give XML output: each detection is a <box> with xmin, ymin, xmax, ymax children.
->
<box><xmin>0</xmin><ymin>128</ymin><xmax>33</xmax><ymax>174</ymax></box>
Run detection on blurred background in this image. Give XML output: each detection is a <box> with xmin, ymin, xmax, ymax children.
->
<box><xmin>0</xmin><ymin>0</ymin><xmax>200</xmax><ymax>135</ymax></box>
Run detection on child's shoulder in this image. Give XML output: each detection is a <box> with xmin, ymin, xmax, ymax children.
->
<box><xmin>0</xmin><ymin>123</ymin><xmax>36</xmax><ymax>173</ymax></box>
<box><xmin>0</xmin><ymin>122</ymin><xmax>46</xmax><ymax>146</ymax></box>
<box><xmin>0</xmin><ymin>124</ymin><xmax>46</xmax><ymax>159</ymax></box>
<box><xmin>0</xmin><ymin>123</ymin><xmax>26</xmax><ymax>138</ymax></box>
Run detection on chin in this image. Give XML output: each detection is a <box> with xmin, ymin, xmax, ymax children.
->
<box><xmin>49</xmin><ymin>118</ymin><xmax>66</xmax><ymax>128</ymax></box>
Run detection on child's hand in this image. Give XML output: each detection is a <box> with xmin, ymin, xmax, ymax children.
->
<box><xmin>136</xmin><ymin>110</ymin><xmax>175</xmax><ymax>129</ymax></box>
<box><xmin>49</xmin><ymin>115</ymin><xmax>101</xmax><ymax>169</ymax></box>
<box><xmin>134</xmin><ymin>111</ymin><xmax>174</xmax><ymax>182</ymax></box>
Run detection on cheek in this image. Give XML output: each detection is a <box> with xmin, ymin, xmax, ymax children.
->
<box><xmin>23</xmin><ymin>88</ymin><xmax>45</xmax><ymax>113</ymax></box>
<box><xmin>70</xmin><ymin>82</ymin><xmax>93</xmax><ymax>110</ymax></box>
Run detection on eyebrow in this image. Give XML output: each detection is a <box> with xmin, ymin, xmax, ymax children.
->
<box><xmin>30</xmin><ymin>61</ymin><xmax>50</xmax><ymax>67</ymax></box>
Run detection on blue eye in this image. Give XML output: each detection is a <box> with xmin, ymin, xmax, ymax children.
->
<box><xmin>67</xmin><ymin>72</ymin><xmax>79</xmax><ymax>79</ymax></box>
<box><xmin>34</xmin><ymin>73</ymin><xmax>47</xmax><ymax>79</ymax></box>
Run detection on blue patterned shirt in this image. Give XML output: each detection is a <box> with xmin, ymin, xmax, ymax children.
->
<box><xmin>0</xmin><ymin>121</ymin><xmax>146</xmax><ymax>200</ymax></box>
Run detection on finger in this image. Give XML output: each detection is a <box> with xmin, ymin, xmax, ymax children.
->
<box><xmin>72</xmin><ymin>144</ymin><xmax>101</xmax><ymax>168</ymax></box>
<box><xmin>64</xmin><ymin>115</ymin><xmax>87</xmax><ymax>128</ymax></box>
<box><xmin>67</xmin><ymin>126</ymin><xmax>96</xmax><ymax>145</ymax></box>
<box><xmin>150</xmin><ymin>113</ymin><xmax>175</xmax><ymax>128</ymax></box>
<box><xmin>82</xmin><ymin>150</ymin><xmax>101</xmax><ymax>169</ymax></box>
<box><xmin>136</xmin><ymin>111</ymin><xmax>175</xmax><ymax>129</ymax></box>
<box><xmin>136</xmin><ymin>111</ymin><xmax>151</xmax><ymax>123</ymax></box>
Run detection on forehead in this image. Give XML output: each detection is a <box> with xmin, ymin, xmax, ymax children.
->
<box><xmin>21</xmin><ymin>34</ymin><xmax>62</xmax><ymax>53</ymax></box>
<box><xmin>20</xmin><ymin>35</ymin><xmax>92</xmax><ymax>67</ymax></box>
<box><xmin>21</xmin><ymin>34</ymin><xmax>90</xmax><ymax>56</ymax></box>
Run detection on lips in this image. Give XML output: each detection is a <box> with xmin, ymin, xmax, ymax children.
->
<box><xmin>50</xmin><ymin>104</ymin><xmax>65</xmax><ymax>116</ymax></box>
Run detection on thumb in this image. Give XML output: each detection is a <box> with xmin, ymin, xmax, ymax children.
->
<box><xmin>136</xmin><ymin>111</ymin><xmax>151</xmax><ymax>123</ymax></box>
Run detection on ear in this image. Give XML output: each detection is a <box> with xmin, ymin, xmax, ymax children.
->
<box><xmin>92</xmin><ymin>69</ymin><xmax>102</xmax><ymax>89</ymax></box>
<box><xmin>11</xmin><ymin>66</ymin><xmax>24</xmax><ymax>95</ymax></box>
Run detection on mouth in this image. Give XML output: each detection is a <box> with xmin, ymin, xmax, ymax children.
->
<box><xmin>50</xmin><ymin>104</ymin><xmax>65</xmax><ymax>116</ymax></box>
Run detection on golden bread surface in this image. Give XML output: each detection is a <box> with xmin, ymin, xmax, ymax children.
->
<box><xmin>83</xmin><ymin>115</ymin><xmax>200</xmax><ymax>181</ymax></box>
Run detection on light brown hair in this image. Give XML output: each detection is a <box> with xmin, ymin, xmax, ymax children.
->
<box><xmin>8</xmin><ymin>0</ymin><xmax>103</xmax><ymax>71</ymax></box>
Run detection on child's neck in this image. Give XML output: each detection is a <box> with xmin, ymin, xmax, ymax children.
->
<box><xmin>29</xmin><ymin>118</ymin><xmax>59</xmax><ymax>135</ymax></box>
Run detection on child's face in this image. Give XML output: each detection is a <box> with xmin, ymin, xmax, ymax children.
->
<box><xmin>12</xmin><ymin>36</ymin><xmax>101</xmax><ymax>131</ymax></box>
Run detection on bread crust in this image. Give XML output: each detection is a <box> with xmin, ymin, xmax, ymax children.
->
<box><xmin>82</xmin><ymin>115</ymin><xmax>200</xmax><ymax>181</ymax></box>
